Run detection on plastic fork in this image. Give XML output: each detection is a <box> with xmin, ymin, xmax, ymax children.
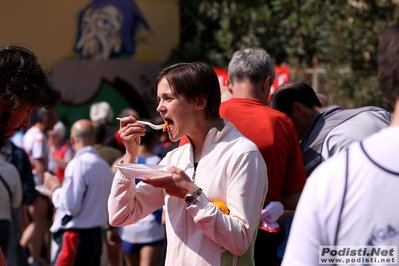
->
<box><xmin>116</xmin><ymin>118</ymin><xmax>165</xmax><ymax>130</ymax></box>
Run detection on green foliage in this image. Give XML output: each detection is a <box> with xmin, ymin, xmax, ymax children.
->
<box><xmin>166</xmin><ymin>0</ymin><xmax>399</xmax><ymax>108</ymax></box>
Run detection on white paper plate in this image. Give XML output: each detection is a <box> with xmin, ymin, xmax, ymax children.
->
<box><xmin>35</xmin><ymin>185</ymin><xmax>52</xmax><ymax>196</ymax></box>
<box><xmin>115</xmin><ymin>164</ymin><xmax>172</xmax><ymax>179</ymax></box>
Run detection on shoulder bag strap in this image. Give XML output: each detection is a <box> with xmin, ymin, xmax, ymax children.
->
<box><xmin>0</xmin><ymin>173</ymin><xmax>13</xmax><ymax>214</ymax></box>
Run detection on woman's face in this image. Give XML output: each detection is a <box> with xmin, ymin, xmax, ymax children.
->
<box><xmin>156</xmin><ymin>77</ymin><xmax>197</xmax><ymax>142</ymax></box>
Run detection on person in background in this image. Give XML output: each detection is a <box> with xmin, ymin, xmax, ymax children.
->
<box><xmin>93</xmin><ymin>121</ymin><xmax>122</xmax><ymax>166</ymax></box>
<box><xmin>90</xmin><ymin>101</ymin><xmax>118</xmax><ymax>142</ymax></box>
<box><xmin>48</xmin><ymin>121</ymin><xmax>73</xmax><ymax>183</ymax></box>
<box><xmin>1</xmin><ymin>139</ymin><xmax>36</xmax><ymax>210</ymax></box>
<box><xmin>92</xmin><ymin>121</ymin><xmax>122</xmax><ymax>266</ymax></box>
<box><xmin>118</xmin><ymin>124</ymin><xmax>165</xmax><ymax>266</ymax></box>
<box><xmin>0</xmin><ymin>45</ymin><xmax>61</xmax><ymax>141</ymax></box>
<box><xmin>1</xmin><ymin>138</ymin><xmax>36</xmax><ymax>266</ymax></box>
<box><xmin>44</xmin><ymin>119</ymin><xmax>114</xmax><ymax>265</ymax></box>
<box><xmin>270</xmin><ymin>81</ymin><xmax>392</xmax><ymax>177</ymax></box>
<box><xmin>47</xmin><ymin>121</ymin><xmax>74</xmax><ymax>265</ymax></box>
<box><xmin>270</xmin><ymin>81</ymin><xmax>392</xmax><ymax>261</ymax></box>
<box><xmin>108</xmin><ymin>62</ymin><xmax>267</xmax><ymax>265</ymax></box>
<box><xmin>22</xmin><ymin>108</ymin><xmax>57</xmax><ymax>266</ymax></box>
<box><xmin>10</xmin><ymin>129</ymin><xmax>27</xmax><ymax>149</ymax></box>
<box><xmin>0</xmin><ymin>159</ymin><xmax>22</xmax><ymax>263</ymax></box>
<box><xmin>219</xmin><ymin>47</ymin><xmax>306</xmax><ymax>266</ymax></box>
<box><xmin>0</xmin><ymin>45</ymin><xmax>61</xmax><ymax>266</ymax></box>
<box><xmin>106</xmin><ymin>108</ymin><xmax>141</xmax><ymax>153</ymax></box>
<box><xmin>281</xmin><ymin>22</ymin><xmax>399</xmax><ymax>266</ymax></box>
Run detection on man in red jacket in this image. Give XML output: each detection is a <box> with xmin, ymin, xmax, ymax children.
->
<box><xmin>220</xmin><ymin>47</ymin><xmax>306</xmax><ymax>266</ymax></box>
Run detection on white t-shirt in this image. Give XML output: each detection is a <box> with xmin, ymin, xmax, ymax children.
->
<box><xmin>282</xmin><ymin>126</ymin><xmax>399</xmax><ymax>266</ymax></box>
<box><xmin>23</xmin><ymin>126</ymin><xmax>50</xmax><ymax>185</ymax></box>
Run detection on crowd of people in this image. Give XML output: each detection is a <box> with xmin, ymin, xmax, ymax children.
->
<box><xmin>0</xmin><ymin>22</ymin><xmax>399</xmax><ymax>266</ymax></box>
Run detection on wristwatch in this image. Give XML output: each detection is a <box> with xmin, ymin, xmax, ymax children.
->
<box><xmin>185</xmin><ymin>187</ymin><xmax>202</xmax><ymax>206</ymax></box>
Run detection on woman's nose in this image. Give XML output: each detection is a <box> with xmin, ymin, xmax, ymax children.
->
<box><xmin>156</xmin><ymin>101</ymin><xmax>165</xmax><ymax>113</ymax></box>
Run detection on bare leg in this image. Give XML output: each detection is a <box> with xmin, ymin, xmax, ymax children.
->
<box><xmin>19</xmin><ymin>222</ymin><xmax>32</xmax><ymax>245</ymax></box>
<box><xmin>123</xmin><ymin>251</ymin><xmax>140</xmax><ymax>266</ymax></box>
<box><xmin>140</xmin><ymin>246</ymin><xmax>161</xmax><ymax>266</ymax></box>
<box><xmin>19</xmin><ymin>195</ymin><xmax>49</xmax><ymax>262</ymax></box>
<box><xmin>107</xmin><ymin>241</ymin><xmax>121</xmax><ymax>266</ymax></box>
<box><xmin>19</xmin><ymin>204</ymin><xmax>30</xmax><ymax>236</ymax></box>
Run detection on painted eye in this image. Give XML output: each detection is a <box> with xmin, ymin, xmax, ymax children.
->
<box><xmin>97</xmin><ymin>18</ymin><xmax>111</xmax><ymax>29</ymax></box>
<box><xmin>81</xmin><ymin>17</ymin><xmax>90</xmax><ymax>29</ymax></box>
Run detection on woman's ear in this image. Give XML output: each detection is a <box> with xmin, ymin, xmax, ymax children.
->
<box><xmin>194</xmin><ymin>97</ymin><xmax>206</xmax><ymax>111</ymax></box>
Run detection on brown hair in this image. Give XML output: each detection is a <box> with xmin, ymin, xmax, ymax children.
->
<box><xmin>156</xmin><ymin>62</ymin><xmax>221</xmax><ymax>120</ymax></box>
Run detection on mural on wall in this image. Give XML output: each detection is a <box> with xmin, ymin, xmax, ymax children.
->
<box><xmin>75</xmin><ymin>0</ymin><xmax>151</xmax><ymax>59</ymax></box>
<box><xmin>54</xmin><ymin>60</ymin><xmax>162</xmax><ymax>130</ymax></box>
<box><xmin>55</xmin><ymin>0</ymin><xmax>159</xmax><ymax>131</ymax></box>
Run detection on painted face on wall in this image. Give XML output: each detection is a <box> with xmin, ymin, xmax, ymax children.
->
<box><xmin>75</xmin><ymin>5</ymin><xmax>123</xmax><ymax>59</ymax></box>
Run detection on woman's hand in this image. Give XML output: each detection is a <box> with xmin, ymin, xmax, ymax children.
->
<box><xmin>117</xmin><ymin>116</ymin><xmax>146</xmax><ymax>163</ymax></box>
<box><xmin>142</xmin><ymin>166</ymin><xmax>197</xmax><ymax>198</ymax></box>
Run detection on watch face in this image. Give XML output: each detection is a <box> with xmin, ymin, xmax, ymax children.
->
<box><xmin>185</xmin><ymin>188</ymin><xmax>202</xmax><ymax>206</ymax></box>
<box><xmin>185</xmin><ymin>194</ymin><xmax>195</xmax><ymax>204</ymax></box>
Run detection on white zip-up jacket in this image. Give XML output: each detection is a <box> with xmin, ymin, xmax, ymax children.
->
<box><xmin>108</xmin><ymin>121</ymin><xmax>268</xmax><ymax>266</ymax></box>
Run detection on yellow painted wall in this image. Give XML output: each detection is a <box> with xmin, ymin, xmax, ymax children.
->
<box><xmin>0</xmin><ymin>0</ymin><xmax>179</xmax><ymax>70</ymax></box>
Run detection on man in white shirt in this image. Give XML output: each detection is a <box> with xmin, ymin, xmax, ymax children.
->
<box><xmin>281</xmin><ymin>22</ymin><xmax>399</xmax><ymax>266</ymax></box>
<box><xmin>44</xmin><ymin>119</ymin><xmax>114</xmax><ymax>265</ymax></box>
